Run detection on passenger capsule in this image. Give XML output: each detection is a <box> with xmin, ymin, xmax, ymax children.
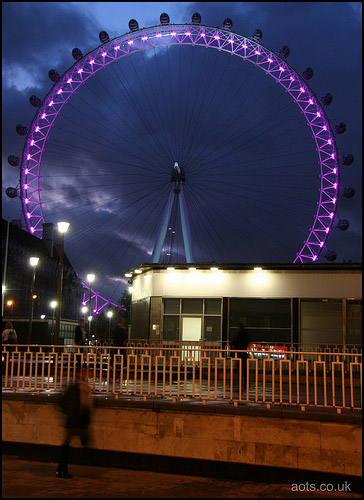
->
<box><xmin>324</xmin><ymin>250</ymin><xmax>337</xmax><ymax>262</ymax></box>
<box><xmin>129</xmin><ymin>19</ymin><xmax>139</xmax><ymax>32</ymax></box>
<box><xmin>99</xmin><ymin>31</ymin><xmax>109</xmax><ymax>44</ymax></box>
<box><xmin>342</xmin><ymin>154</ymin><xmax>354</xmax><ymax>165</ymax></box>
<box><xmin>302</xmin><ymin>67</ymin><xmax>314</xmax><ymax>80</ymax></box>
<box><xmin>337</xmin><ymin>219</ymin><xmax>350</xmax><ymax>231</ymax></box>
<box><xmin>30</xmin><ymin>95</ymin><xmax>42</xmax><ymax>107</ymax></box>
<box><xmin>6</xmin><ymin>187</ymin><xmax>18</xmax><ymax>199</ymax></box>
<box><xmin>252</xmin><ymin>29</ymin><xmax>263</xmax><ymax>42</ymax></box>
<box><xmin>8</xmin><ymin>155</ymin><xmax>20</xmax><ymax>167</ymax></box>
<box><xmin>16</xmin><ymin>124</ymin><xmax>28</xmax><ymax>136</ymax></box>
<box><xmin>48</xmin><ymin>69</ymin><xmax>60</xmax><ymax>83</ymax></box>
<box><xmin>192</xmin><ymin>12</ymin><xmax>201</xmax><ymax>25</ymax></box>
<box><xmin>223</xmin><ymin>18</ymin><xmax>233</xmax><ymax>31</ymax></box>
<box><xmin>320</xmin><ymin>93</ymin><xmax>333</xmax><ymax>106</ymax></box>
<box><xmin>160</xmin><ymin>13</ymin><xmax>170</xmax><ymax>25</ymax></box>
<box><xmin>72</xmin><ymin>48</ymin><xmax>83</xmax><ymax>61</ymax></box>
<box><xmin>335</xmin><ymin>122</ymin><xmax>346</xmax><ymax>134</ymax></box>
<box><xmin>279</xmin><ymin>45</ymin><xmax>290</xmax><ymax>59</ymax></box>
<box><xmin>342</xmin><ymin>187</ymin><xmax>355</xmax><ymax>198</ymax></box>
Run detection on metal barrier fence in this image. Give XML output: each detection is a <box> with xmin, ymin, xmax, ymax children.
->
<box><xmin>2</xmin><ymin>344</ymin><xmax>362</xmax><ymax>411</ymax></box>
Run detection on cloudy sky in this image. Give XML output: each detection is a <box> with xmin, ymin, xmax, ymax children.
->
<box><xmin>2</xmin><ymin>2</ymin><xmax>362</xmax><ymax>303</ymax></box>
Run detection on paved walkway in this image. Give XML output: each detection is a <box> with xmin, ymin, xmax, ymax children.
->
<box><xmin>2</xmin><ymin>456</ymin><xmax>360</xmax><ymax>498</ymax></box>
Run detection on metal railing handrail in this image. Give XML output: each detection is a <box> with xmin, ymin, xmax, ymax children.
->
<box><xmin>2</xmin><ymin>344</ymin><xmax>362</xmax><ymax>412</ymax></box>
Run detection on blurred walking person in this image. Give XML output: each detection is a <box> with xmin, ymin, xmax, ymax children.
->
<box><xmin>56</xmin><ymin>368</ymin><xmax>93</xmax><ymax>478</ymax></box>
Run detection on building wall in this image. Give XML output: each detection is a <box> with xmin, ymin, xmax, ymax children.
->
<box><xmin>133</xmin><ymin>269</ymin><xmax>362</xmax><ymax>300</ymax></box>
<box><xmin>2</xmin><ymin>219</ymin><xmax>84</xmax><ymax>344</ymax></box>
<box><xmin>130</xmin><ymin>267</ymin><xmax>362</xmax><ymax>345</ymax></box>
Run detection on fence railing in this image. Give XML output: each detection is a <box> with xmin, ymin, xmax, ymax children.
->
<box><xmin>2</xmin><ymin>344</ymin><xmax>362</xmax><ymax>411</ymax></box>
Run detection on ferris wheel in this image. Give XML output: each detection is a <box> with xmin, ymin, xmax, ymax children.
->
<box><xmin>7</xmin><ymin>12</ymin><xmax>355</xmax><ymax>302</ymax></box>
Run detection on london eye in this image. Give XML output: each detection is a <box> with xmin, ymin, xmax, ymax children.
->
<box><xmin>6</xmin><ymin>12</ymin><xmax>355</xmax><ymax>304</ymax></box>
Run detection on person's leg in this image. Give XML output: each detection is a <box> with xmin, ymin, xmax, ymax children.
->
<box><xmin>57</xmin><ymin>428</ymin><xmax>76</xmax><ymax>477</ymax></box>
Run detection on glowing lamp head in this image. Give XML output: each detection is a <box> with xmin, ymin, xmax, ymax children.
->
<box><xmin>81</xmin><ymin>306</ymin><xmax>88</xmax><ymax>313</ymax></box>
<box><xmin>29</xmin><ymin>257</ymin><xmax>39</xmax><ymax>267</ymax></box>
<box><xmin>57</xmin><ymin>221</ymin><xmax>70</xmax><ymax>234</ymax></box>
<box><xmin>50</xmin><ymin>300</ymin><xmax>57</xmax><ymax>308</ymax></box>
<box><xmin>107</xmin><ymin>310</ymin><xmax>113</xmax><ymax>318</ymax></box>
<box><xmin>87</xmin><ymin>273</ymin><xmax>95</xmax><ymax>284</ymax></box>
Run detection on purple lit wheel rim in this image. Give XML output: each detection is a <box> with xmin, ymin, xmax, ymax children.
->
<box><xmin>20</xmin><ymin>24</ymin><xmax>340</xmax><ymax>263</ymax></box>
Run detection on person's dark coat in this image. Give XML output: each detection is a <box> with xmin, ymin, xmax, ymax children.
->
<box><xmin>231</xmin><ymin>328</ymin><xmax>250</xmax><ymax>352</ymax></box>
<box><xmin>75</xmin><ymin>325</ymin><xmax>86</xmax><ymax>346</ymax></box>
<box><xmin>61</xmin><ymin>380</ymin><xmax>92</xmax><ymax>429</ymax></box>
<box><xmin>113</xmin><ymin>324</ymin><xmax>127</xmax><ymax>347</ymax></box>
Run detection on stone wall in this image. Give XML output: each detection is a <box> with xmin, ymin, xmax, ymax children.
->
<box><xmin>2</xmin><ymin>397</ymin><xmax>361</xmax><ymax>477</ymax></box>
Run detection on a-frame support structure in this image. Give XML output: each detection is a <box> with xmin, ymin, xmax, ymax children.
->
<box><xmin>151</xmin><ymin>162</ymin><xmax>194</xmax><ymax>263</ymax></box>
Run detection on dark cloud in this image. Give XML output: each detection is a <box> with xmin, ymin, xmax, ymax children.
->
<box><xmin>2</xmin><ymin>2</ymin><xmax>362</xmax><ymax>301</ymax></box>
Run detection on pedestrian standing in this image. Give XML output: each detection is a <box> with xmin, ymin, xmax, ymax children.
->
<box><xmin>74</xmin><ymin>319</ymin><xmax>87</xmax><ymax>346</ymax></box>
<box><xmin>231</xmin><ymin>323</ymin><xmax>251</xmax><ymax>390</ymax></box>
<box><xmin>74</xmin><ymin>319</ymin><xmax>87</xmax><ymax>370</ymax></box>
<box><xmin>2</xmin><ymin>322</ymin><xmax>18</xmax><ymax>344</ymax></box>
<box><xmin>111</xmin><ymin>318</ymin><xmax>128</xmax><ymax>375</ymax></box>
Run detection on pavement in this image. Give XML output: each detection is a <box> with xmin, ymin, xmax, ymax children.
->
<box><xmin>2</xmin><ymin>456</ymin><xmax>361</xmax><ymax>498</ymax></box>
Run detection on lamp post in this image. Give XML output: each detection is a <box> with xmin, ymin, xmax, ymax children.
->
<box><xmin>107</xmin><ymin>310</ymin><xmax>113</xmax><ymax>343</ymax></box>
<box><xmin>27</xmin><ymin>257</ymin><xmax>39</xmax><ymax>344</ymax></box>
<box><xmin>50</xmin><ymin>300</ymin><xmax>57</xmax><ymax>341</ymax></box>
<box><xmin>86</xmin><ymin>273</ymin><xmax>95</xmax><ymax>343</ymax></box>
<box><xmin>54</xmin><ymin>222</ymin><xmax>70</xmax><ymax>345</ymax></box>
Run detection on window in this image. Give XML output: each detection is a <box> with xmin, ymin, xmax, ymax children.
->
<box><xmin>182</xmin><ymin>299</ymin><xmax>203</xmax><ymax>314</ymax></box>
<box><xmin>229</xmin><ymin>298</ymin><xmax>291</xmax><ymax>343</ymax></box>
<box><xmin>204</xmin><ymin>316</ymin><xmax>221</xmax><ymax>341</ymax></box>
<box><xmin>163</xmin><ymin>298</ymin><xmax>222</xmax><ymax>342</ymax></box>
<box><xmin>205</xmin><ymin>299</ymin><xmax>221</xmax><ymax>315</ymax></box>
<box><xmin>164</xmin><ymin>299</ymin><xmax>180</xmax><ymax>314</ymax></box>
<box><xmin>301</xmin><ymin>299</ymin><xmax>342</xmax><ymax>345</ymax></box>
<box><xmin>163</xmin><ymin>315</ymin><xmax>179</xmax><ymax>341</ymax></box>
<box><xmin>346</xmin><ymin>300</ymin><xmax>362</xmax><ymax>345</ymax></box>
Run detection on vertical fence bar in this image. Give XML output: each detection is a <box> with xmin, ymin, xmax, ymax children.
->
<box><xmin>313</xmin><ymin>359</ymin><xmax>327</xmax><ymax>407</ymax></box>
<box><xmin>279</xmin><ymin>359</ymin><xmax>291</xmax><ymax>404</ymax></box>
<box><xmin>297</xmin><ymin>358</ymin><xmax>309</xmax><ymax>407</ymax></box>
<box><xmin>349</xmin><ymin>360</ymin><xmax>361</xmax><ymax>409</ymax></box>
<box><xmin>141</xmin><ymin>354</ymin><xmax>152</xmax><ymax>396</ymax></box>
<box><xmin>214</xmin><ymin>356</ymin><xmax>226</xmax><ymax>400</ymax></box>
<box><xmin>170</xmin><ymin>354</ymin><xmax>180</xmax><ymax>399</ymax></box>
<box><xmin>263</xmin><ymin>355</ymin><xmax>275</xmax><ymax>404</ymax></box>
<box><xmin>332</xmin><ymin>360</ymin><xmax>345</xmax><ymax>408</ymax></box>
<box><xmin>199</xmin><ymin>354</ymin><xmax>210</xmax><ymax>400</ymax></box>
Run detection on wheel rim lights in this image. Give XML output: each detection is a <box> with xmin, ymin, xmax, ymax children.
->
<box><xmin>20</xmin><ymin>24</ymin><xmax>339</xmax><ymax>263</ymax></box>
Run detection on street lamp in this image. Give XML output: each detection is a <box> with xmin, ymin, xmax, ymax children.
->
<box><xmin>107</xmin><ymin>310</ymin><xmax>113</xmax><ymax>343</ymax></box>
<box><xmin>81</xmin><ymin>305</ymin><xmax>88</xmax><ymax>319</ymax></box>
<box><xmin>50</xmin><ymin>300</ymin><xmax>57</xmax><ymax>340</ymax></box>
<box><xmin>27</xmin><ymin>256</ymin><xmax>39</xmax><ymax>344</ymax></box>
<box><xmin>86</xmin><ymin>273</ymin><xmax>95</xmax><ymax>343</ymax></box>
<box><xmin>54</xmin><ymin>221</ymin><xmax>70</xmax><ymax>344</ymax></box>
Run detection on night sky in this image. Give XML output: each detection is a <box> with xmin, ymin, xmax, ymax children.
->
<box><xmin>2</xmin><ymin>2</ymin><xmax>362</xmax><ymax>303</ymax></box>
